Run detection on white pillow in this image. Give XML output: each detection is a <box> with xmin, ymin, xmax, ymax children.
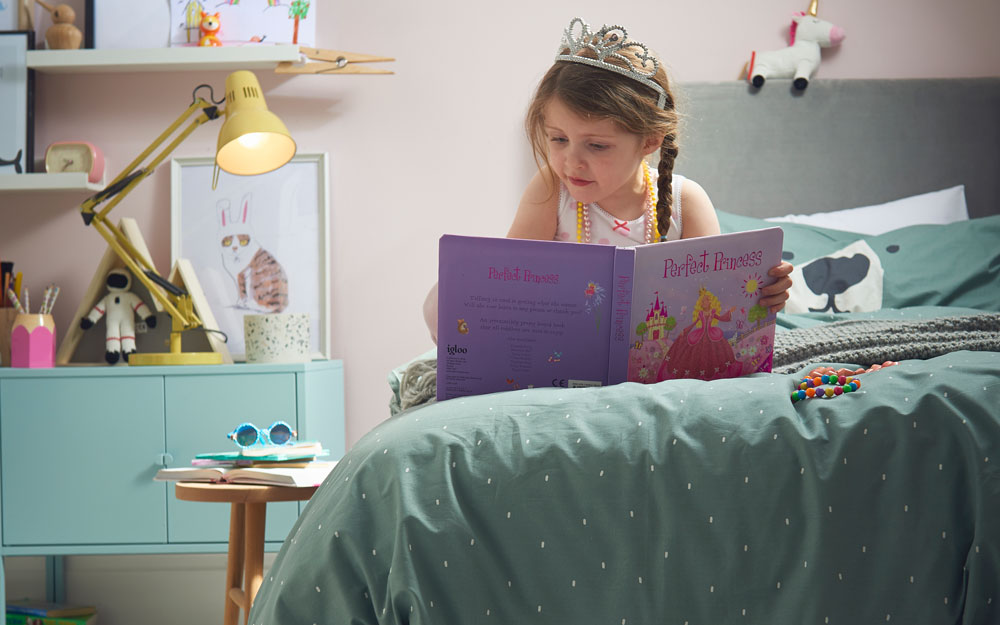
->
<box><xmin>765</xmin><ymin>185</ymin><xmax>968</xmax><ymax>235</ymax></box>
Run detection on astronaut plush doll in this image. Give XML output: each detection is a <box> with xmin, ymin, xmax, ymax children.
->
<box><xmin>80</xmin><ymin>268</ymin><xmax>157</xmax><ymax>364</ymax></box>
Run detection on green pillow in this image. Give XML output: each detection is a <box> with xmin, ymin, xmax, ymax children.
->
<box><xmin>718</xmin><ymin>210</ymin><xmax>857</xmax><ymax>265</ymax></box>
<box><xmin>868</xmin><ymin>218</ymin><xmax>999</xmax><ymax>310</ymax></box>
<box><xmin>718</xmin><ymin>211</ymin><xmax>1000</xmax><ymax>311</ymax></box>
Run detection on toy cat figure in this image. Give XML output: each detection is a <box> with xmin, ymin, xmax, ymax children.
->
<box><xmin>198</xmin><ymin>11</ymin><xmax>222</xmax><ymax>47</ymax></box>
<box><xmin>217</xmin><ymin>194</ymin><xmax>289</xmax><ymax>313</ymax></box>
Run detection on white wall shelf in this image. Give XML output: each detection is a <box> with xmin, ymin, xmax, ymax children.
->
<box><xmin>26</xmin><ymin>44</ymin><xmax>301</xmax><ymax>73</ymax></box>
<box><xmin>6</xmin><ymin>46</ymin><xmax>302</xmax><ymax>195</ymax></box>
<box><xmin>0</xmin><ymin>172</ymin><xmax>102</xmax><ymax>193</ymax></box>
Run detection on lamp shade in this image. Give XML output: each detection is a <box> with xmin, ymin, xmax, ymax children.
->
<box><xmin>216</xmin><ymin>70</ymin><xmax>296</xmax><ymax>176</ymax></box>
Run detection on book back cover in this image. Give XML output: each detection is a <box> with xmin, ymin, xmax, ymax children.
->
<box><xmin>5</xmin><ymin>599</ymin><xmax>96</xmax><ymax>618</ymax></box>
<box><xmin>437</xmin><ymin>235</ymin><xmax>618</xmax><ymax>401</ymax></box>
<box><xmin>6</xmin><ymin>614</ymin><xmax>96</xmax><ymax>625</ymax></box>
<box><xmin>626</xmin><ymin>227</ymin><xmax>784</xmax><ymax>383</ymax></box>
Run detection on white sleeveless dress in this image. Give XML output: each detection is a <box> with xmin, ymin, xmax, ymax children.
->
<box><xmin>554</xmin><ymin>172</ymin><xmax>686</xmax><ymax>246</ymax></box>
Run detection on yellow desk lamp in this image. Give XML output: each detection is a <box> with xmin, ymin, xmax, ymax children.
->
<box><xmin>80</xmin><ymin>70</ymin><xmax>296</xmax><ymax>366</ymax></box>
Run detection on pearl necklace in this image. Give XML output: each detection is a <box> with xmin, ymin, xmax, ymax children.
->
<box><xmin>576</xmin><ymin>160</ymin><xmax>659</xmax><ymax>244</ymax></box>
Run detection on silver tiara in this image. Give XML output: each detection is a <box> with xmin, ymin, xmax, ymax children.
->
<box><xmin>555</xmin><ymin>17</ymin><xmax>668</xmax><ymax>110</ymax></box>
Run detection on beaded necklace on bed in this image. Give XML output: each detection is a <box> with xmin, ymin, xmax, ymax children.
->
<box><xmin>790</xmin><ymin>374</ymin><xmax>861</xmax><ymax>402</ymax></box>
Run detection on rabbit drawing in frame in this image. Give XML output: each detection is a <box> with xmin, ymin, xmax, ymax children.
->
<box><xmin>217</xmin><ymin>193</ymin><xmax>289</xmax><ymax>313</ymax></box>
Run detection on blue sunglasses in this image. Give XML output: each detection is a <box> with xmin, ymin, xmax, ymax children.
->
<box><xmin>228</xmin><ymin>421</ymin><xmax>297</xmax><ymax>449</ymax></box>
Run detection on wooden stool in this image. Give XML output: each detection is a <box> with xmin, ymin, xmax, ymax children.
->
<box><xmin>174</xmin><ymin>482</ymin><xmax>317</xmax><ymax>625</ymax></box>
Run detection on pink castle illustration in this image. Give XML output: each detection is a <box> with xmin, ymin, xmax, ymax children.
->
<box><xmin>644</xmin><ymin>292</ymin><xmax>671</xmax><ymax>341</ymax></box>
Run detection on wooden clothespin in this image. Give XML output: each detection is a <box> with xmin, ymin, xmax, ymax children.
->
<box><xmin>276</xmin><ymin>47</ymin><xmax>395</xmax><ymax>75</ymax></box>
<box><xmin>19</xmin><ymin>0</ymin><xmax>36</xmax><ymax>30</ymax></box>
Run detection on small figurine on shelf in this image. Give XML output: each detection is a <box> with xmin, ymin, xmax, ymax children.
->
<box><xmin>34</xmin><ymin>0</ymin><xmax>83</xmax><ymax>50</ymax></box>
<box><xmin>198</xmin><ymin>11</ymin><xmax>222</xmax><ymax>47</ymax></box>
<box><xmin>80</xmin><ymin>268</ymin><xmax>157</xmax><ymax>365</ymax></box>
<box><xmin>743</xmin><ymin>0</ymin><xmax>844</xmax><ymax>91</ymax></box>
<box><xmin>0</xmin><ymin>149</ymin><xmax>23</xmax><ymax>174</ymax></box>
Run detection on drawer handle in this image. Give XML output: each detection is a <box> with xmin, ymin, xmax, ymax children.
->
<box><xmin>158</xmin><ymin>453</ymin><xmax>175</xmax><ymax>467</ymax></box>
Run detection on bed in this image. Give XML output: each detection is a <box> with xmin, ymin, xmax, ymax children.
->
<box><xmin>250</xmin><ymin>78</ymin><xmax>1000</xmax><ymax>624</ymax></box>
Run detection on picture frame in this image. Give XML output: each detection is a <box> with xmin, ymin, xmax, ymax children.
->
<box><xmin>170</xmin><ymin>152</ymin><xmax>330</xmax><ymax>361</ymax></box>
<box><xmin>0</xmin><ymin>30</ymin><xmax>34</xmax><ymax>174</ymax></box>
<box><xmin>85</xmin><ymin>0</ymin><xmax>171</xmax><ymax>49</ymax></box>
<box><xmin>169</xmin><ymin>0</ymin><xmax>315</xmax><ymax>47</ymax></box>
<box><xmin>0</xmin><ymin>4</ymin><xmax>20</xmax><ymax>30</ymax></box>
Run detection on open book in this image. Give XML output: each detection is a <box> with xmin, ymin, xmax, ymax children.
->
<box><xmin>437</xmin><ymin>228</ymin><xmax>783</xmax><ymax>401</ymax></box>
<box><xmin>154</xmin><ymin>462</ymin><xmax>336</xmax><ymax>487</ymax></box>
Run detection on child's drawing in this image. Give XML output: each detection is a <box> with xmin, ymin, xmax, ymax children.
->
<box><xmin>216</xmin><ymin>193</ymin><xmax>289</xmax><ymax>313</ymax></box>
<box><xmin>171</xmin><ymin>0</ymin><xmax>314</xmax><ymax>47</ymax></box>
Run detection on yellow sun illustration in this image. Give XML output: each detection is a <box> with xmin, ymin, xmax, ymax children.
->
<box><xmin>743</xmin><ymin>274</ymin><xmax>762</xmax><ymax>298</ymax></box>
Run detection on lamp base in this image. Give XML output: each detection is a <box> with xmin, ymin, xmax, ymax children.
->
<box><xmin>129</xmin><ymin>351</ymin><xmax>224</xmax><ymax>366</ymax></box>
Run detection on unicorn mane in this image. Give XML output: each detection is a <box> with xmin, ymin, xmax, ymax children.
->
<box><xmin>788</xmin><ymin>11</ymin><xmax>807</xmax><ymax>45</ymax></box>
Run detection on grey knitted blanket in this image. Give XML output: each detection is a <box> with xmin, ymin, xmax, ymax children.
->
<box><xmin>772</xmin><ymin>313</ymin><xmax>1000</xmax><ymax>373</ymax></box>
<box><xmin>393</xmin><ymin>314</ymin><xmax>1000</xmax><ymax>414</ymax></box>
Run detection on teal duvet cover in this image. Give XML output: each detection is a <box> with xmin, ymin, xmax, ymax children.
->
<box><xmin>251</xmin><ymin>333</ymin><xmax>1000</xmax><ymax>624</ymax></box>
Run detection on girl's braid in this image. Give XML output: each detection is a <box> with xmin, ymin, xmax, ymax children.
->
<box><xmin>656</xmin><ymin>131</ymin><xmax>679</xmax><ymax>239</ymax></box>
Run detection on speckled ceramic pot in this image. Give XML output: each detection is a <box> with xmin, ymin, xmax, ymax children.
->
<box><xmin>244</xmin><ymin>313</ymin><xmax>311</xmax><ymax>363</ymax></box>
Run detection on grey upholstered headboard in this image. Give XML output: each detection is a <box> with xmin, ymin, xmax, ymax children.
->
<box><xmin>674</xmin><ymin>78</ymin><xmax>1000</xmax><ymax>219</ymax></box>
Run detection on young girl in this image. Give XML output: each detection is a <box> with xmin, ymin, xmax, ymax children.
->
<box><xmin>424</xmin><ymin>17</ymin><xmax>793</xmax><ymax>342</ymax></box>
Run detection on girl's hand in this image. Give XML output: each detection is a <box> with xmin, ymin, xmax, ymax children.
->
<box><xmin>760</xmin><ymin>261</ymin><xmax>794</xmax><ymax>314</ymax></box>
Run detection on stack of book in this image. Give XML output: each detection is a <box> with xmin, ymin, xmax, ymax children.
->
<box><xmin>154</xmin><ymin>441</ymin><xmax>336</xmax><ymax>487</ymax></box>
<box><xmin>6</xmin><ymin>599</ymin><xmax>97</xmax><ymax>625</ymax></box>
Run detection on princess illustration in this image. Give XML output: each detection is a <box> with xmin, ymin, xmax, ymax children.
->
<box><xmin>658</xmin><ymin>286</ymin><xmax>741</xmax><ymax>381</ymax></box>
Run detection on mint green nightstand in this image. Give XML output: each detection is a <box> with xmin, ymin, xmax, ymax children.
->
<box><xmin>0</xmin><ymin>360</ymin><xmax>344</xmax><ymax>614</ymax></box>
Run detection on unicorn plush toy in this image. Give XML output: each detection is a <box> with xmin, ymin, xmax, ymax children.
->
<box><xmin>745</xmin><ymin>0</ymin><xmax>845</xmax><ymax>90</ymax></box>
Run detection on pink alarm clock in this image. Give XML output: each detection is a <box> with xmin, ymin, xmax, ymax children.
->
<box><xmin>44</xmin><ymin>141</ymin><xmax>105</xmax><ymax>184</ymax></box>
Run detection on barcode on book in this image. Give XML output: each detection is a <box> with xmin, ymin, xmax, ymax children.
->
<box><xmin>568</xmin><ymin>379</ymin><xmax>603</xmax><ymax>388</ymax></box>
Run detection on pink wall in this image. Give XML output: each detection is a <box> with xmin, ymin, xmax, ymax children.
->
<box><xmin>3</xmin><ymin>0</ymin><xmax>999</xmax><ymax>449</ymax></box>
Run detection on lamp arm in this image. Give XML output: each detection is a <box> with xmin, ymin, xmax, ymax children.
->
<box><xmin>82</xmin><ymin>98</ymin><xmax>221</xmax><ymax>225</ymax></box>
<box><xmin>89</xmin><ymin>218</ymin><xmax>193</xmax><ymax>327</ymax></box>
<box><xmin>79</xmin><ymin>97</ymin><xmax>222</xmax><ymax>331</ymax></box>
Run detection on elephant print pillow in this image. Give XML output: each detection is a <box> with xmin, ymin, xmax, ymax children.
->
<box><xmin>784</xmin><ymin>239</ymin><xmax>884</xmax><ymax>313</ymax></box>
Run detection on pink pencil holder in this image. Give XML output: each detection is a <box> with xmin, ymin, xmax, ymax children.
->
<box><xmin>10</xmin><ymin>314</ymin><xmax>56</xmax><ymax>368</ymax></box>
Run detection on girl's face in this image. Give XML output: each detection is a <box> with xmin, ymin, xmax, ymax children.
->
<box><xmin>543</xmin><ymin>97</ymin><xmax>656</xmax><ymax>214</ymax></box>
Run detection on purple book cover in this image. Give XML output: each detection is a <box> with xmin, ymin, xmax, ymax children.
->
<box><xmin>436</xmin><ymin>228</ymin><xmax>782</xmax><ymax>401</ymax></box>
<box><xmin>437</xmin><ymin>235</ymin><xmax>620</xmax><ymax>401</ymax></box>
<box><xmin>626</xmin><ymin>227</ymin><xmax>783</xmax><ymax>383</ymax></box>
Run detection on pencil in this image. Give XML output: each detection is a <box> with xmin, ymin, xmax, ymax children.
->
<box><xmin>0</xmin><ymin>261</ymin><xmax>11</xmax><ymax>307</ymax></box>
<box><xmin>6</xmin><ymin>288</ymin><xmax>25</xmax><ymax>314</ymax></box>
<box><xmin>41</xmin><ymin>284</ymin><xmax>53</xmax><ymax>314</ymax></box>
<box><xmin>48</xmin><ymin>286</ymin><xmax>60</xmax><ymax>314</ymax></box>
<box><xmin>22</xmin><ymin>287</ymin><xmax>29</xmax><ymax>314</ymax></box>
